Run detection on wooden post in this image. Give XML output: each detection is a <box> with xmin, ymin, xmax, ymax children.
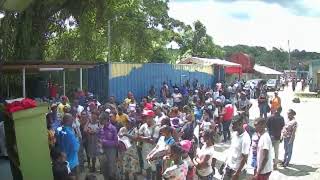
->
<box><xmin>80</xmin><ymin>68</ymin><xmax>83</xmax><ymax>90</ymax></box>
<box><xmin>63</xmin><ymin>70</ymin><xmax>66</xmax><ymax>96</ymax></box>
<box><xmin>22</xmin><ymin>67</ymin><xmax>26</xmax><ymax>97</ymax></box>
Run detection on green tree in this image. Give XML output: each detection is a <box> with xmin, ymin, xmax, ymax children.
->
<box><xmin>176</xmin><ymin>20</ymin><xmax>224</xmax><ymax>59</ymax></box>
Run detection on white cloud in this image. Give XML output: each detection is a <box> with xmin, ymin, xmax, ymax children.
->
<box><xmin>168</xmin><ymin>0</ymin><xmax>320</xmax><ymax>52</ymax></box>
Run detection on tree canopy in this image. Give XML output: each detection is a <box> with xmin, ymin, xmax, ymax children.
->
<box><xmin>0</xmin><ymin>0</ymin><xmax>319</xmax><ymax>69</ymax></box>
<box><xmin>223</xmin><ymin>45</ymin><xmax>320</xmax><ymax>70</ymax></box>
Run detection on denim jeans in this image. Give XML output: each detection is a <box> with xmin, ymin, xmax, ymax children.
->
<box><xmin>272</xmin><ymin>140</ymin><xmax>280</xmax><ymax>165</ymax></box>
<box><xmin>284</xmin><ymin>137</ymin><xmax>294</xmax><ymax>165</ymax></box>
<box><xmin>222</xmin><ymin>121</ymin><xmax>231</xmax><ymax>142</ymax></box>
<box><xmin>259</xmin><ymin>104</ymin><xmax>268</xmax><ymax>119</ymax></box>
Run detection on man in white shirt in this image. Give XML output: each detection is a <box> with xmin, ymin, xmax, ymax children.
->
<box><xmin>253</xmin><ymin>118</ymin><xmax>273</xmax><ymax>180</ymax></box>
<box><xmin>223</xmin><ymin>115</ymin><xmax>251</xmax><ymax>180</ymax></box>
<box><xmin>154</xmin><ymin>106</ymin><xmax>166</xmax><ymax>125</ymax></box>
<box><xmin>137</xmin><ymin>110</ymin><xmax>160</xmax><ymax>179</ymax></box>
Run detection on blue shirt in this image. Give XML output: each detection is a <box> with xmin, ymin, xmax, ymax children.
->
<box><xmin>194</xmin><ymin>107</ymin><xmax>203</xmax><ymax>121</ymax></box>
<box><xmin>164</xmin><ymin>136</ymin><xmax>175</xmax><ymax>145</ymax></box>
<box><xmin>56</xmin><ymin>126</ymin><xmax>80</xmax><ymax>169</ymax></box>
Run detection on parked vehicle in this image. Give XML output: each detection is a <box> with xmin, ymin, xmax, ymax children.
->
<box><xmin>244</xmin><ymin>79</ymin><xmax>265</xmax><ymax>98</ymax></box>
<box><xmin>244</xmin><ymin>79</ymin><xmax>263</xmax><ymax>90</ymax></box>
<box><xmin>266</xmin><ymin>79</ymin><xmax>280</xmax><ymax>91</ymax></box>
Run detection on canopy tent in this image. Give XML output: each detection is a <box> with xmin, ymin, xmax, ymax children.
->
<box><xmin>253</xmin><ymin>64</ymin><xmax>283</xmax><ymax>75</ymax></box>
<box><xmin>178</xmin><ymin>57</ymin><xmax>241</xmax><ymax>67</ymax></box>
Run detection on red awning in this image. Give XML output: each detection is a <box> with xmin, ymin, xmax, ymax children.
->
<box><xmin>225</xmin><ymin>66</ymin><xmax>242</xmax><ymax>75</ymax></box>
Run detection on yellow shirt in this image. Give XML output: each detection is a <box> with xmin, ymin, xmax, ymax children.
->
<box><xmin>58</xmin><ymin>103</ymin><xmax>70</xmax><ymax>115</ymax></box>
<box><xmin>116</xmin><ymin>113</ymin><xmax>129</xmax><ymax>127</ymax></box>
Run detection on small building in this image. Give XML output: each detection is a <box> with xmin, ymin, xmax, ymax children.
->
<box><xmin>225</xmin><ymin>52</ymin><xmax>282</xmax><ymax>81</ymax></box>
<box><xmin>309</xmin><ymin>59</ymin><xmax>320</xmax><ymax>91</ymax></box>
<box><xmin>178</xmin><ymin>56</ymin><xmax>242</xmax><ymax>82</ymax></box>
<box><xmin>229</xmin><ymin>52</ymin><xmax>255</xmax><ymax>73</ymax></box>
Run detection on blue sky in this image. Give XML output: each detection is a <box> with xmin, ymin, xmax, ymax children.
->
<box><xmin>169</xmin><ymin>0</ymin><xmax>320</xmax><ymax>52</ymax></box>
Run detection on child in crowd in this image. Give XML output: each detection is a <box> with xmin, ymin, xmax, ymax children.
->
<box><xmin>51</xmin><ymin>148</ymin><xmax>72</xmax><ymax>180</ymax></box>
<box><xmin>162</xmin><ymin>143</ymin><xmax>188</xmax><ymax>180</ymax></box>
<box><xmin>84</xmin><ymin>111</ymin><xmax>100</xmax><ymax>172</ymax></box>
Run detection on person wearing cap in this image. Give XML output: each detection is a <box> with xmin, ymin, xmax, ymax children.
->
<box><xmin>58</xmin><ymin>96</ymin><xmax>70</xmax><ymax>116</ymax></box>
<box><xmin>281</xmin><ymin>109</ymin><xmax>297</xmax><ymax>167</ymax></box>
<box><xmin>118</xmin><ymin>116</ymin><xmax>140</xmax><ymax>180</ymax></box>
<box><xmin>270</xmin><ymin>91</ymin><xmax>281</xmax><ymax>114</ymax></box>
<box><xmin>137</xmin><ymin>110</ymin><xmax>160</xmax><ymax>179</ymax></box>
<box><xmin>223</xmin><ymin>115</ymin><xmax>251</xmax><ymax>180</ymax></box>
<box><xmin>267</xmin><ymin>107</ymin><xmax>285</xmax><ymax>169</ymax></box>
<box><xmin>253</xmin><ymin>118</ymin><xmax>273</xmax><ymax>180</ymax></box>
<box><xmin>180</xmin><ymin>140</ymin><xmax>195</xmax><ymax>180</ymax></box>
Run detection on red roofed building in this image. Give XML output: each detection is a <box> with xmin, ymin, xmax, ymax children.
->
<box><xmin>228</xmin><ymin>52</ymin><xmax>255</xmax><ymax>73</ymax></box>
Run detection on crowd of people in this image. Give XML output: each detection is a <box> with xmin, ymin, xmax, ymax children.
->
<box><xmin>46</xmin><ymin>79</ymin><xmax>297</xmax><ymax>180</ymax></box>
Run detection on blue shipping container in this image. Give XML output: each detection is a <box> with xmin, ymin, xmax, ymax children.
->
<box><xmin>107</xmin><ymin>63</ymin><xmax>215</xmax><ymax>102</ymax></box>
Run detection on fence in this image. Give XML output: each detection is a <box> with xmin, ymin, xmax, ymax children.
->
<box><xmin>88</xmin><ymin>63</ymin><xmax>220</xmax><ymax>102</ymax></box>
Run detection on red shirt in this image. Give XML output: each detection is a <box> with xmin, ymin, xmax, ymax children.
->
<box><xmin>223</xmin><ymin>104</ymin><xmax>234</xmax><ymax>121</ymax></box>
<box><xmin>49</xmin><ymin>85</ymin><xmax>57</xmax><ymax>98</ymax></box>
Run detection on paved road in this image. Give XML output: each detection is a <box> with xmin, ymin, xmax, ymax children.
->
<box><xmin>213</xmin><ymin>84</ymin><xmax>320</xmax><ymax>180</ymax></box>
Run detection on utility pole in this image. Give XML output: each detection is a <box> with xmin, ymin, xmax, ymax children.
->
<box><xmin>107</xmin><ymin>20</ymin><xmax>111</xmax><ymax>63</ymax></box>
<box><xmin>288</xmin><ymin>40</ymin><xmax>291</xmax><ymax>72</ymax></box>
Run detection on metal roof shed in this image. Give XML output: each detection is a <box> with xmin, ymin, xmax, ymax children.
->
<box><xmin>178</xmin><ymin>57</ymin><xmax>242</xmax><ymax>82</ymax></box>
<box><xmin>1</xmin><ymin>61</ymin><xmax>96</xmax><ymax>98</ymax></box>
<box><xmin>178</xmin><ymin>57</ymin><xmax>241</xmax><ymax>67</ymax></box>
<box><xmin>253</xmin><ymin>64</ymin><xmax>283</xmax><ymax>75</ymax></box>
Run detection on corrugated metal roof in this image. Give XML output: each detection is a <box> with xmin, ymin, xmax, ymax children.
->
<box><xmin>178</xmin><ymin>57</ymin><xmax>241</xmax><ymax>67</ymax></box>
<box><xmin>254</xmin><ymin>64</ymin><xmax>283</xmax><ymax>75</ymax></box>
<box><xmin>2</xmin><ymin>61</ymin><xmax>96</xmax><ymax>70</ymax></box>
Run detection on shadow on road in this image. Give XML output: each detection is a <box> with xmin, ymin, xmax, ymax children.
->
<box><xmin>278</xmin><ymin>164</ymin><xmax>318</xmax><ymax>177</ymax></box>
